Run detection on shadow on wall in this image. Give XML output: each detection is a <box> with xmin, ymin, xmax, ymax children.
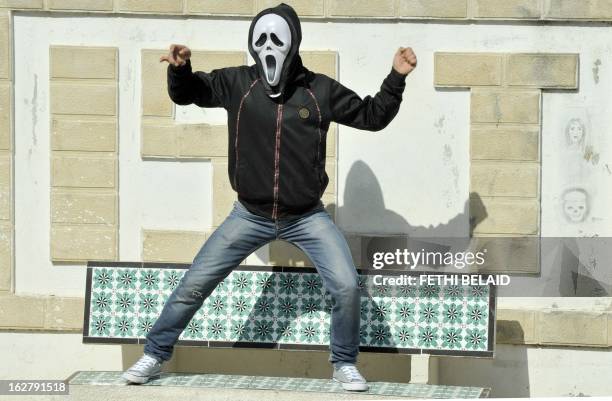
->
<box><xmin>336</xmin><ymin>160</ymin><xmax>484</xmax><ymax>237</ymax></box>
<box><xmin>438</xmin><ymin>344</ymin><xmax>530</xmax><ymax>397</ymax></box>
<box><xmin>335</xmin><ymin>160</ymin><xmax>533</xmax><ymax>396</ymax></box>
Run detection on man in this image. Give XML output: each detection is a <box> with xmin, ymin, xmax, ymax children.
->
<box><xmin>122</xmin><ymin>2</ymin><xmax>416</xmax><ymax>391</ymax></box>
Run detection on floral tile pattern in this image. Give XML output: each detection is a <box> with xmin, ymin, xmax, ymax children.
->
<box><xmin>67</xmin><ymin>371</ymin><xmax>490</xmax><ymax>398</ymax></box>
<box><xmin>84</xmin><ymin>264</ymin><xmax>494</xmax><ymax>356</ymax></box>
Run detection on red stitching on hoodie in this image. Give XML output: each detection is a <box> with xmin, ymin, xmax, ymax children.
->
<box><xmin>234</xmin><ymin>78</ymin><xmax>261</xmax><ymax>189</ymax></box>
<box><xmin>305</xmin><ymin>88</ymin><xmax>322</xmax><ymax>166</ymax></box>
<box><xmin>272</xmin><ymin>103</ymin><xmax>284</xmax><ymax>220</ymax></box>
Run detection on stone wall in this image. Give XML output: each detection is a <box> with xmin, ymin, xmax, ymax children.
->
<box><xmin>0</xmin><ymin>0</ymin><xmax>610</xmax><ymax>353</ymax></box>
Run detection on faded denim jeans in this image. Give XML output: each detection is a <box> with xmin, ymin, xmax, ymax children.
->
<box><xmin>144</xmin><ymin>199</ymin><xmax>361</xmax><ymax>364</ymax></box>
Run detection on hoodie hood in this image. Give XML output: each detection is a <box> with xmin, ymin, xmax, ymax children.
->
<box><xmin>248</xmin><ymin>2</ymin><xmax>303</xmax><ymax>97</ymax></box>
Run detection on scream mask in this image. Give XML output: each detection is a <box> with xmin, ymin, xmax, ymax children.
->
<box><xmin>251</xmin><ymin>14</ymin><xmax>291</xmax><ymax>88</ymax></box>
<box><xmin>248</xmin><ymin>3</ymin><xmax>303</xmax><ymax>98</ymax></box>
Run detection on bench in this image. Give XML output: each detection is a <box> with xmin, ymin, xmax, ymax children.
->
<box><xmin>83</xmin><ymin>262</ymin><xmax>495</xmax><ymax>358</ymax></box>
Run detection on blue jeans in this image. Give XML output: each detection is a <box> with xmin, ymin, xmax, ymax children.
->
<box><xmin>144</xmin><ymin>200</ymin><xmax>361</xmax><ymax>364</ymax></box>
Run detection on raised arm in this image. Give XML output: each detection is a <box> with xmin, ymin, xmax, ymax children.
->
<box><xmin>329</xmin><ymin>47</ymin><xmax>417</xmax><ymax>131</ymax></box>
<box><xmin>160</xmin><ymin>44</ymin><xmax>232</xmax><ymax>109</ymax></box>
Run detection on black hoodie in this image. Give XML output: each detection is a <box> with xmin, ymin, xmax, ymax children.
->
<box><xmin>167</xmin><ymin>2</ymin><xmax>407</xmax><ymax>220</ymax></box>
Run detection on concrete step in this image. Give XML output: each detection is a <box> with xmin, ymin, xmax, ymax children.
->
<box><xmin>51</xmin><ymin>371</ymin><xmax>490</xmax><ymax>400</ymax></box>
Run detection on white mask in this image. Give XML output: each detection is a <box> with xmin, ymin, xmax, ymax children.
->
<box><xmin>251</xmin><ymin>14</ymin><xmax>292</xmax><ymax>88</ymax></box>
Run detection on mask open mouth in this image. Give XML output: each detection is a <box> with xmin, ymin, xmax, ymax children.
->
<box><xmin>265</xmin><ymin>55</ymin><xmax>276</xmax><ymax>83</ymax></box>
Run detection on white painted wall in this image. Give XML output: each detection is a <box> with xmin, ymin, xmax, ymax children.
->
<box><xmin>0</xmin><ymin>332</ymin><xmax>123</xmax><ymax>379</ymax></box>
<box><xmin>9</xmin><ymin>15</ymin><xmax>612</xmax><ymax>395</ymax></box>
<box><xmin>13</xmin><ymin>14</ymin><xmax>612</xmax><ymax>304</ymax></box>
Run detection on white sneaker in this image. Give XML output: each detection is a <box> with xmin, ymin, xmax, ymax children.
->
<box><xmin>332</xmin><ymin>363</ymin><xmax>369</xmax><ymax>391</ymax></box>
<box><xmin>121</xmin><ymin>353</ymin><xmax>163</xmax><ymax>384</ymax></box>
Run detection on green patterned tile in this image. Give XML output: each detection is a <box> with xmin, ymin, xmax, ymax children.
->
<box><xmin>84</xmin><ymin>264</ymin><xmax>494</xmax><ymax>356</ymax></box>
<box><xmin>68</xmin><ymin>371</ymin><xmax>490</xmax><ymax>398</ymax></box>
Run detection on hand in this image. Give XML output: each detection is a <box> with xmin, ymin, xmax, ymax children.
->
<box><xmin>159</xmin><ymin>44</ymin><xmax>192</xmax><ymax>67</ymax></box>
<box><xmin>392</xmin><ymin>47</ymin><xmax>417</xmax><ymax>75</ymax></box>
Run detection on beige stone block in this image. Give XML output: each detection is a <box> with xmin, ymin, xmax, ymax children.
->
<box><xmin>0</xmin><ymin>295</ymin><xmax>45</xmax><ymax>328</ymax></box>
<box><xmin>44</xmin><ymin>296</ymin><xmax>84</xmax><ymax>329</ymax></box>
<box><xmin>191</xmin><ymin>50</ymin><xmax>247</xmax><ymax>71</ymax></box>
<box><xmin>118</xmin><ymin>0</ymin><xmax>183</xmax><ymax>13</ymax></box>
<box><xmin>142</xmin><ymin>229</ymin><xmax>206</xmax><ymax>263</ymax></box>
<box><xmin>506</xmin><ymin>53</ymin><xmax>579</xmax><ymax>88</ymax></box>
<box><xmin>212</xmin><ymin>159</ymin><xmax>236</xmax><ymax>226</ymax></box>
<box><xmin>50</xmin><ymin>82</ymin><xmax>117</xmax><ymax>116</ymax></box>
<box><xmin>471</xmin><ymin>196</ymin><xmax>539</xmax><ymax>235</ymax></box>
<box><xmin>473</xmin><ymin>0</ymin><xmax>541</xmax><ymax>18</ymax></box>
<box><xmin>50</xmin><ymin>224</ymin><xmax>117</xmax><ymax>261</ymax></box>
<box><xmin>399</xmin><ymin>0</ymin><xmax>467</xmax><ymax>18</ymax></box>
<box><xmin>142</xmin><ymin>49</ymin><xmax>174</xmax><ymax>117</ymax></box>
<box><xmin>496</xmin><ymin>309</ymin><xmax>536</xmax><ymax>343</ymax></box>
<box><xmin>471</xmin><ymin>125</ymin><xmax>540</xmax><ymax>161</ymax></box>
<box><xmin>51</xmin><ymin>189</ymin><xmax>117</xmax><ymax>224</ymax></box>
<box><xmin>0</xmin><ymin>0</ymin><xmax>42</xmax><ymax>8</ymax></box>
<box><xmin>471</xmin><ymin>161</ymin><xmax>539</xmax><ymax>198</ymax></box>
<box><xmin>321</xmin><ymin>192</ymin><xmax>336</xmax><ymax>221</ymax></box>
<box><xmin>545</xmin><ymin>0</ymin><xmax>612</xmax><ymax>19</ymax></box>
<box><xmin>327</xmin><ymin>123</ymin><xmax>337</xmax><ymax>158</ymax></box>
<box><xmin>269</xmin><ymin>240</ymin><xmax>312</xmax><ymax>267</ymax></box>
<box><xmin>537</xmin><ymin>310</ymin><xmax>608</xmax><ymax>346</ymax></box>
<box><xmin>471</xmin><ymin>89</ymin><xmax>541</xmax><ymax>124</ymax></box>
<box><xmin>48</xmin><ymin>0</ymin><xmax>113</xmax><ymax>10</ymax></box>
<box><xmin>0</xmin><ymin>221</ymin><xmax>11</xmax><ymax>291</ymax></box>
<box><xmin>608</xmin><ymin>314</ymin><xmax>612</xmax><ymax>346</ymax></box>
<box><xmin>324</xmin><ymin>158</ymin><xmax>336</xmax><ymax>195</ymax></box>
<box><xmin>327</xmin><ymin>0</ymin><xmax>396</xmax><ymax>17</ymax></box>
<box><xmin>0</xmin><ymin>185</ymin><xmax>9</xmax><ymax>220</ymax></box>
<box><xmin>179</xmin><ymin>124</ymin><xmax>227</xmax><ymax>158</ymax></box>
<box><xmin>0</xmin><ymin>15</ymin><xmax>9</xmax><ymax>79</ymax></box>
<box><xmin>51</xmin><ymin>155</ymin><xmax>116</xmax><ymax>188</ymax></box>
<box><xmin>186</xmin><ymin>0</ymin><xmax>255</xmax><ymax>15</ymax></box>
<box><xmin>471</xmin><ymin>235</ymin><xmax>539</xmax><ymax>274</ymax></box>
<box><xmin>434</xmin><ymin>53</ymin><xmax>502</xmax><ymax>87</ymax></box>
<box><xmin>301</xmin><ymin>51</ymin><xmax>337</xmax><ymax>78</ymax></box>
<box><xmin>141</xmin><ymin>119</ymin><xmax>179</xmax><ymax>158</ymax></box>
<box><xmin>257</xmin><ymin>0</ymin><xmax>324</xmax><ymax>16</ymax></box>
<box><xmin>50</xmin><ymin>46</ymin><xmax>117</xmax><ymax>79</ymax></box>
<box><xmin>0</xmin><ymin>81</ymin><xmax>10</xmax><ymax>150</ymax></box>
<box><xmin>51</xmin><ymin>116</ymin><xmax>117</xmax><ymax>152</ymax></box>
<box><xmin>0</xmin><ymin>155</ymin><xmax>8</xmax><ymax>220</ymax></box>
<box><xmin>0</xmin><ymin>154</ymin><xmax>9</xmax><ymax>186</ymax></box>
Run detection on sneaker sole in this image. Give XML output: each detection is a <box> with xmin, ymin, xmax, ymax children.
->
<box><xmin>121</xmin><ymin>371</ymin><xmax>161</xmax><ymax>384</ymax></box>
<box><xmin>332</xmin><ymin>377</ymin><xmax>369</xmax><ymax>391</ymax></box>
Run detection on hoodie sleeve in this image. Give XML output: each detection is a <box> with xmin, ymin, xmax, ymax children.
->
<box><xmin>328</xmin><ymin>68</ymin><xmax>407</xmax><ymax>131</ymax></box>
<box><xmin>167</xmin><ymin>58</ymin><xmax>233</xmax><ymax>109</ymax></box>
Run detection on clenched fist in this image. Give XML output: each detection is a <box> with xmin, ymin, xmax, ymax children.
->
<box><xmin>392</xmin><ymin>47</ymin><xmax>417</xmax><ymax>75</ymax></box>
<box><xmin>159</xmin><ymin>44</ymin><xmax>192</xmax><ymax>67</ymax></box>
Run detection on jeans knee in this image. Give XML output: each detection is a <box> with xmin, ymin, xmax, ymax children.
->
<box><xmin>174</xmin><ymin>280</ymin><xmax>206</xmax><ymax>302</ymax></box>
<box><xmin>334</xmin><ymin>276</ymin><xmax>360</xmax><ymax>300</ymax></box>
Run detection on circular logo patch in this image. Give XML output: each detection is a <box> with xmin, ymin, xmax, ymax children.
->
<box><xmin>298</xmin><ymin>107</ymin><xmax>310</xmax><ymax>119</ymax></box>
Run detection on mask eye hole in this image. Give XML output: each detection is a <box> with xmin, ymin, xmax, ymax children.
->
<box><xmin>270</xmin><ymin>33</ymin><xmax>284</xmax><ymax>47</ymax></box>
<box><xmin>255</xmin><ymin>33</ymin><xmax>267</xmax><ymax>47</ymax></box>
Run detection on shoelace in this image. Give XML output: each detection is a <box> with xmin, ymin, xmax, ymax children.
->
<box><xmin>339</xmin><ymin>365</ymin><xmax>364</xmax><ymax>382</ymax></box>
<box><xmin>133</xmin><ymin>355</ymin><xmax>159</xmax><ymax>370</ymax></box>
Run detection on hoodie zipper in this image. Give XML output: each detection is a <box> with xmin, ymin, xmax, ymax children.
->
<box><xmin>271</xmin><ymin>103</ymin><xmax>284</xmax><ymax>220</ymax></box>
<box><xmin>233</xmin><ymin>78</ymin><xmax>260</xmax><ymax>190</ymax></box>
